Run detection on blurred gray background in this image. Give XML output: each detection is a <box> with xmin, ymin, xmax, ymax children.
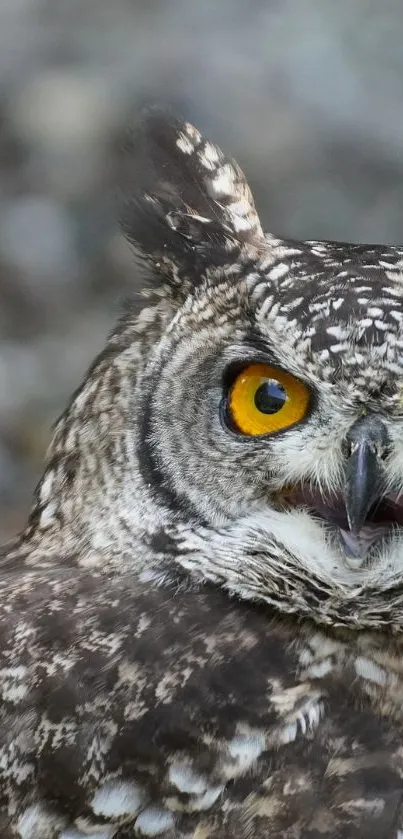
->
<box><xmin>1</xmin><ymin>0</ymin><xmax>403</xmax><ymax>539</ymax></box>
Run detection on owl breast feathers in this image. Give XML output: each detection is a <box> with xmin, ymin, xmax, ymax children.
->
<box><xmin>3</xmin><ymin>107</ymin><xmax>403</xmax><ymax>838</ymax></box>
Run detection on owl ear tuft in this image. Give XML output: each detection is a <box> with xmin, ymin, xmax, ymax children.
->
<box><xmin>120</xmin><ymin>106</ymin><xmax>264</xmax><ymax>299</ymax></box>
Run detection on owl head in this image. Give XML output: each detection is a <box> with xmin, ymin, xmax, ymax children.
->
<box><xmin>29</xmin><ymin>108</ymin><xmax>403</xmax><ymax>630</ymax></box>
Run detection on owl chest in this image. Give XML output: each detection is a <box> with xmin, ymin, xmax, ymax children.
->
<box><xmin>298</xmin><ymin>628</ymin><xmax>403</xmax><ymax>725</ymax></box>
<box><xmin>3</xmin><ymin>584</ymin><xmax>403</xmax><ymax>839</ymax></box>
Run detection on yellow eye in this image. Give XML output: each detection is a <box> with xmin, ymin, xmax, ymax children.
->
<box><xmin>228</xmin><ymin>363</ymin><xmax>310</xmax><ymax>436</ymax></box>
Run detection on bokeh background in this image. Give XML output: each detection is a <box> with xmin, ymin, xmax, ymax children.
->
<box><xmin>1</xmin><ymin>0</ymin><xmax>403</xmax><ymax>539</ymax></box>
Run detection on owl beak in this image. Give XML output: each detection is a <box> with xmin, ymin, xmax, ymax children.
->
<box><xmin>344</xmin><ymin>415</ymin><xmax>389</xmax><ymax>536</ymax></box>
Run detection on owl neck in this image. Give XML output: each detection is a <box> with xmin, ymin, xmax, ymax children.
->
<box><xmin>14</xmin><ymin>465</ymin><xmax>403</xmax><ymax>637</ymax></box>
<box><xmin>167</xmin><ymin>515</ymin><xmax>403</xmax><ymax>636</ymax></box>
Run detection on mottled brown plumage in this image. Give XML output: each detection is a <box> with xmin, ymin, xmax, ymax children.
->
<box><xmin>3</xmin><ymin>107</ymin><xmax>403</xmax><ymax>837</ymax></box>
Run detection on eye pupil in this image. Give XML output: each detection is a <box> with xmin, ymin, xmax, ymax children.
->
<box><xmin>254</xmin><ymin>380</ymin><xmax>286</xmax><ymax>414</ymax></box>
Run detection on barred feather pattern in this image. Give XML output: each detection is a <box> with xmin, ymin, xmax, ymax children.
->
<box><xmin>3</xmin><ymin>108</ymin><xmax>403</xmax><ymax>837</ymax></box>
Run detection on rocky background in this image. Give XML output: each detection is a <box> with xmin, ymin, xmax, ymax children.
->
<box><xmin>1</xmin><ymin>0</ymin><xmax>403</xmax><ymax>539</ymax></box>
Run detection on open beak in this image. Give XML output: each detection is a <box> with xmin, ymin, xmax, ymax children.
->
<box><xmin>341</xmin><ymin>415</ymin><xmax>390</xmax><ymax>563</ymax></box>
<box><xmin>344</xmin><ymin>415</ymin><xmax>389</xmax><ymax>535</ymax></box>
<box><xmin>284</xmin><ymin>415</ymin><xmax>403</xmax><ymax>569</ymax></box>
<box><xmin>282</xmin><ymin>415</ymin><xmax>396</xmax><ymax>567</ymax></box>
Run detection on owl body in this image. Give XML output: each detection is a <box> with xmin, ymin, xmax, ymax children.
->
<box><xmin>3</xmin><ymin>108</ymin><xmax>403</xmax><ymax>837</ymax></box>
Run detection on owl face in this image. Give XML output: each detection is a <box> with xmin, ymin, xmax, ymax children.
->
<box><xmin>139</xmin><ymin>252</ymin><xmax>403</xmax><ymax>578</ymax></box>
<box><xmin>119</xmin><ymin>108</ymin><xmax>403</xmax><ymax>617</ymax></box>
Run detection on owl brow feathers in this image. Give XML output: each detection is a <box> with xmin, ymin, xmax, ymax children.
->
<box><xmin>119</xmin><ymin>106</ymin><xmax>265</xmax><ymax>300</ymax></box>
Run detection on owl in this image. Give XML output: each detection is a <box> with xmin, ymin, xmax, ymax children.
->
<box><xmin>2</xmin><ymin>106</ymin><xmax>403</xmax><ymax>839</ymax></box>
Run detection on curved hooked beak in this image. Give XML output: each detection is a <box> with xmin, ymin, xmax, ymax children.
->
<box><xmin>281</xmin><ymin>415</ymin><xmax>395</xmax><ymax>567</ymax></box>
<box><xmin>280</xmin><ymin>415</ymin><xmax>397</xmax><ymax>567</ymax></box>
<box><xmin>344</xmin><ymin>415</ymin><xmax>389</xmax><ymax>536</ymax></box>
